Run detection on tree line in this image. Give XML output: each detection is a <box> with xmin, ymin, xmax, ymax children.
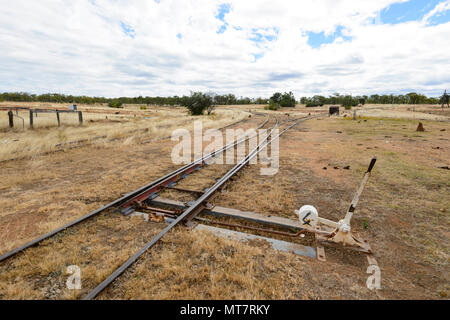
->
<box><xmin>0</xmin><ymin>92</ymin><xmax>267</xmax><ymax>106</ymax></box>
<box><xmin>0</xmin><ymin>91</ymin><xmax>442</xmax><ymax>107</ymax></box>
<box><xmin>300</xmin><ymin>92</ymin><xmax>440</xmax><ymax>107</ymax></box>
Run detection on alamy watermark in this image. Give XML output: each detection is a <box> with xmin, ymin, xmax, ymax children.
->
<box><xmin>171</xmin><ymin>121</ymin><xmax>279</xmax><ymax>175</ymax></box>
<box><xmin>66</xmin><ymin>265</ymin><xmax>81</xmax><ymax>290</ymax></box>
<box><xmin>366</xmin><ymin>265</ymin><xmax>381</xmax><ymax>290</ymax></box>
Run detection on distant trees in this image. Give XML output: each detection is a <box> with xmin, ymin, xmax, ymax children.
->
<box><xmin>254</xmin><ymin>97</ymin><xmax>269</xmax><ymax>104</ymax></box>
<box><xmin>209</xmin><ymin>94</ymin><xmax>256</xmax><ymax>105</ymax></box>
<box><xmin>0</xmin><ymin>92</ymin><xmax>256</xmax><ymax>106</ymax></box>
<box><xmin>358</xmin><ymin>97</ymin><xmax>366</xmax><ymax>105</ymax></box>
<box><xmin>405</xmin><ymin>92</ymin><xmax>428</xmax><ymax>104</ymax></box>
<box><xmin>303</xmin><ymin>94</ymin><xmax>355</xmax><ymax>107</ymax></box>
<box><xmin>302</xmin><ymin>95</ymin><xmax>325</xmax><ymax>107</ymax></box>
<box><xmin>300</xmin><ymin>92</ymin><xmax>439</xmax><ymax>107</ymax></box>
<box><xmin>214</xmin><ymin>94</ymin><xmax>237</xmax><ymax>105</ymax></box>
<box><xmin>0</xmin><ymin>92</ymin><xmax>109</xmax><ymax>104</ymax></box>
<box><xmin>0</xmin><ymin>91</ymin><xmax>441</xmax><ymax>107</ymax></box>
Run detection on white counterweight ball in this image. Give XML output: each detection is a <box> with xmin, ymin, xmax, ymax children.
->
<box><xmin>296</xmin><ymin>205</ymin><xmax>319</xmax><ymax>229</ymax></box>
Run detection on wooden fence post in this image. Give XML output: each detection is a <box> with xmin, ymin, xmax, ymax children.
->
<box><xmin>29</xmin><ymin>109</ymin><xmax>34</xmax><ymax>129</ymax></box>
<box><xmin>78</xmin><ymin>111</ymin><xmax>83</xmax><ymax>125</ymax></box>
<box><xmin>8</xmin><ymin>111</ymin><xmax>14</xmax><ymax>128</ymax></box>
<box><xmin>56</xmin><ymin>111</ymin><xmax>61</xmax><ymax>127</ymax></box>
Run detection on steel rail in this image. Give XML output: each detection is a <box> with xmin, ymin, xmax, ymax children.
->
<box><xmin>121</xmin><ymin>115</ymin><xmax>280</xmax><ymax>213</ymax></box>
<box><xmin>84</xmin><ymin>115</ymin><xmax>311</xmax><ymax>300</ymax></box>
<box><xmin>193</xmin><ymin>217</ymin><xmax>307</xmax><ymax>238</ymax></box>
<box><xmin>0</xmin><ymin>114</ymin><xmax>270</xmax><ymax>263</ymax></box>
<box><xmin>118</xmin><ymin>114</ymin><xmax>271</xmax><ymax>210</ymax></box>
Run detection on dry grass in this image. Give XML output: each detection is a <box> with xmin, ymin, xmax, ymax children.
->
<box><xmin>0</xmin><ymin>211</ymin><xmax>165</xmax><ymax>300</ymax></box>
<box><xmin>0</xmin><ymin>138</ymin><xmax>178</xmax><ymax>255</ymax></box>
<box><xmin>353</xmin><ymin>104</ymin><xmax>450</xmax><ymax>121</ymax></box>
<box><xmin>99</xmin><ymin>227</ymin><xmax>308</xmax><ymax>300</ymax></box>
<box><xmin>206</xmin><ymin>115</ymin><xmax>449</xmax><ymax>299</ymax></box>
<box><xmin>0</xmin><ymin>106</ymin><xmax>448</xmax><ymax>300</ymax></box>
<box><xmin>0</xmin><ymin>113</ymin><xmax>266</xmax><ymax>256</ymax></box>
<box><xmin>0</xmin><ymin>104</ymin><xmax>249</xmax><ymax>162</ymax></box>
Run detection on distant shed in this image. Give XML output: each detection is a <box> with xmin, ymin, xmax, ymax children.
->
<box><xmin>329</xmin><ymin>106</ymin><xmax>340</xmax><ymax>116</ymax></box>
<box><xmin>68</xmin><ymin>104</ymin><xmax>78</xmax><ymax>111</ymax></box>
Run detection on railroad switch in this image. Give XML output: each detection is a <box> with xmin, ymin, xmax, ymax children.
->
<box><xmin>296</xmin><ymin>157</ymin><xmax>378</xmax><ymax>265</ymax></box>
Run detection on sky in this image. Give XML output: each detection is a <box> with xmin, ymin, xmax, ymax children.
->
<box><xmin>1</xmin><ymin>0</ymin><xmax>449</xmax><ymax>98</ymax></box>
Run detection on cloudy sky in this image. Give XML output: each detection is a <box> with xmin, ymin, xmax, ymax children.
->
<box><xmin>1</xmin><ymin>0</ymin><xmax>449</xmax><ymax>98</ymax></box>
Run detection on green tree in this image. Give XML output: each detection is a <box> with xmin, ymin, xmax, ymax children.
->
<box><xmin>182</xmin><ymin>92</ymin><xmax>214</xmax><ymax>115</ymax></box>
<box><xmin>270</xmin><ymin>92</ymin><xmax>282</xmax><ymax>105</ymax></box>
<box><xmin>357</xmin><ymin>96</ymin><xmax>366</xmax><ymax>105</ymax></box>
<box><xmin>342</xmin><ymin>95</ymin><xmax>358</xmax><ymax>109</ymax></box>
<box><xmin>255</xmin><ymin>97</ymin><xmax>269</xmax><ymax>104</ymax></box>
<box><xmin>330</xmin><ymin>93</ymin><xmax>340</xmax><ymax>105</ymax></box>
<box><xmin>279</xmin><ymin>92</ymin><xmax>296</xmax><ymax>107</ymax></box>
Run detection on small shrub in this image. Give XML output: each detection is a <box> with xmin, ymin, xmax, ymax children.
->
<box><xmin>362</xmin><ymin>219</ymin><xmax>369</xmax><ymax>230</ymax></box>
<box><xmin>108</xmin><ymin>101</ymin><xmax>123</xmax><ymax>109</ymax></box>
<box><xmin>264</xmin><ymin>102</ymin><xmax>279</xmax><ymax>111</ymax></box>
<box><xmin>140</xmin><ymin>106</ymin><xmax>147</xmax><ymax>110</ymax></box>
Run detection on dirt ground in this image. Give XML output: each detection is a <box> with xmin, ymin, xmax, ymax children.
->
<box><xmin>0</xmin><ymin>104</ymin><xmax>448</xmax><ymax>300</ymax></box>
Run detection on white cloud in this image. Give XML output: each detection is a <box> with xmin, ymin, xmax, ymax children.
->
<box><xmin>0</xmin><ymin>0</ymin><xmax>449</xmax><ymax>98</ymax></box>
<box><xmin>423</xmin><ymin>0</ymin><xmax>450</xmax><ymax>24</ymax></box>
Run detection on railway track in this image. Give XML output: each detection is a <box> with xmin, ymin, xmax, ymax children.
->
<box><xmin>0</xmin><ymin>113</ymin><xmax>315</xmax><ymax>299</ymax></box>
<box><xmin>0</xmin><ymin>113</ymin><xmax>269</xmax><ymax>262</ymax></box>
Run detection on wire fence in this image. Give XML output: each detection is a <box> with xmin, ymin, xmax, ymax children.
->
<box><xmin>0</xmin><ymin>107</ymin><xmax>83</xmax><ymax>130</ymax></box>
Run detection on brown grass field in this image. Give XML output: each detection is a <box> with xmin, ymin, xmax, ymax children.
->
<box><xmin>0</xmin><ymin>102</ymin><xmax>448</xmax><ymax>300</ymax></box>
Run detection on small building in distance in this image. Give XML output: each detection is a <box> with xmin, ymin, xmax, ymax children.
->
<box><xmin>68</xmin><ymin>104</ymin><xmax>78</xmax><ymax>111</ymax></box>
<box><xmin>329</xmin><ymin>106</ymin><xmax>340</xmax><ymax>116</ymax></box>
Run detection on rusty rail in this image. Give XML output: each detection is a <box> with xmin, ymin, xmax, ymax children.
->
<box><xmin>83</xmin><ymin>115</ymin><xmax>312</xmax><ymax>299</ymax></box>
<box><xmin>0</xmin><ymin>114</ymin><xmax>270</xmax><ymax>263</ymax></box>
